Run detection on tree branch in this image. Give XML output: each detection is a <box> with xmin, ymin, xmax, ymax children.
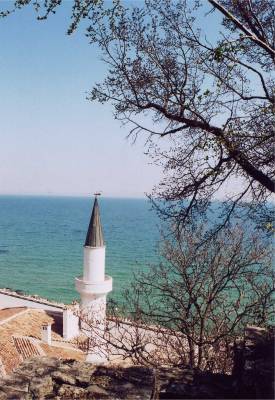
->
<box><xmin>208</xmin><ymin>0</ymin><xmax>275</xmax><ymax>57</ymax></box>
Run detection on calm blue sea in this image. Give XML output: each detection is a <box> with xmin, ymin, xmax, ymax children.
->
<box><xmin>0</xmin><ymin>196</ymin><xmax>160</xmax><ymax>304</ymax></box>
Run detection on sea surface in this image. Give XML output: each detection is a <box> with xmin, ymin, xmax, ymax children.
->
<box><xmin>0</xmin><ymin>196</ymin><xmax>160</xmax><ymax>304</ymax></box>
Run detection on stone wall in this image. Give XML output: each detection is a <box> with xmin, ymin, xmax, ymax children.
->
<box><xmin>0</xmin><ymin>357</ymin><xmax>155</xmax><ymax>400</ymax></box>
<box><xmin>0</xmin><ymin>357</ymin><xmax>235</xmax><ymax>400</ymax></box>
<box><xmin>232</xmin><ymin>326</ymin><xmax>274</xmax><ymax>399</ymax></box>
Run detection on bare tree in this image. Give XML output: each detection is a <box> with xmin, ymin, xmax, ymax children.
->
<box><xmin>1</xmin><ymin>0</ymin><xmax>274</xmax><ymax>231</ymax></box>
<box><xmin>78</xmin><ymin>225</ymin><xmax>273</xmax><ymax>373</ymax></box>
<box><xmin>85</xmin><ymin>0</ymin><xmax>275</xmax><ymax>231</ymax></box>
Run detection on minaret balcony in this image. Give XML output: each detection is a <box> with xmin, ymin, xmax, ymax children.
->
<box><xmin>75</xmin><ymin>275</ymin><xmax>112</xmax><ymax>295</ymax></box>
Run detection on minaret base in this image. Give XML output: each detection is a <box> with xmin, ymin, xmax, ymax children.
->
<box><xmin>75</xmin><ymin>275</ymin><xmax>112</xmax><ymax>360</ymax></box>
<box><xmin>75</xmin><ymin>275</ymin><xmax>112</xmax><ymax>324</ymax></box>
<box><xmin>75</xmin><ymin>275</ymin><xmax>112</xmax><ymax>297</ymax></box>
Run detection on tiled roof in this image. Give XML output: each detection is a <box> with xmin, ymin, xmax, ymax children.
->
<box><xmin>13</xmin><ymin>336</ymin><xmax>42</xmax><ymax>359</ymax></box>
<box><xmin>0</xmin><ymin>331</ymin><xmax>21</xmax><ymax>376</ymax></box>
<box><xmin>40</xmin><ymin>343</ymin><xmax>84</xmax><ymax>361</ymax></box>
<box><xmin>0</xmin><ymin>308</ymin><xmax>84</xmax><ymax>376</ymax></box>
<box><xmin>0</xmin><ymin>307</ymin><xmax>26</xmax><ymax>322</ymax></box>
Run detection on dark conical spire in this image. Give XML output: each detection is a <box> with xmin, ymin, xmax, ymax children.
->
<box><xmin>84</xmin><ymin>196</ymin><xmax>104</xmax><ymax>247</ymax></box>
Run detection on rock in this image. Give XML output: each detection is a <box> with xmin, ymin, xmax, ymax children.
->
<box><xmin>75</xmin><ymin>373</ymin><xmax>91</xmax><ymax>386</ymax></box>
<box><xmin>15</xmin><ymin>357</ymin><xmax>61</xmax><ymax>379</ymax></box>
<box><xmin>87</xmin><ymin>384</ymin><xmax>109</xmax><ymax>397</ymax></box>
<box><xmin>158</xmin><ymin>368</ymin><xmax>233</xmax><ymax>399</ymax></box>
<box><xmin>91</xmin><ymin>365</ymin><xmax>155</xmax><ymax>399</ymax></box>
<box><xmin>74</xmin><ymin>363</ymin><xmax>96</xmax><ymax>386</ymax></box>
<box><xmin>232</xmin><ymin>326</ymin><xmax>274</xmax><ymax>399</ymax></box>
<box><xmin>0</xmin><ymin>391</ymin><xmax>32</xmax><ymax>400</ymax></box>
<box><xmin>58</xmin><ymin>384</ymin><xmax>87</xmax><ymax>399</ymax></box>
<box><xmin>0</xmin><ymin>357</ymin><xmax>155</xmax><ymax>399</ymax></box>
<box><xmin>0</xmin><ymin>376</ymin><xmax>29</xmax><ymax>393</ymax></box>
<box><xmin>29</xmin><ymin>375</ymin><xmax>53</xmax><ymax>398</ymax></box>
<box><xmin>52</xmin><ymin>370</ymin><xmax>76</xmax><ymax>385</ymax></box>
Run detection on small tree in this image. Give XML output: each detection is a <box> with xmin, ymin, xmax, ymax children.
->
<box><xmin>79</xmin><ymin>225</ymin><xmax>273</xmax><ymax>372</ymax></box>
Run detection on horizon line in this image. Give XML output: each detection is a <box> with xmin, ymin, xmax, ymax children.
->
<box><xmin>0</xmin><ymin>193</ymin><xmax>148</xmax><ymax>200</ymax></box>
<box><xmin>0</xmin><ymin>193</ymin><xmax>274</xmax><ymax>204</ymax></box>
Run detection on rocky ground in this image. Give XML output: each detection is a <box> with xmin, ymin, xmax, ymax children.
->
<box><xmin>0</xmin><ymin>326</ymin><xmax>273</xmax><ymax>399</ymax></box>
<box><xmin>0</xmin><ymin>356</ymin><xmax>236</xmax><ymax>400</ymax></box>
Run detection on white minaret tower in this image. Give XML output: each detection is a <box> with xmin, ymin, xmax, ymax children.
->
<box><xmin>75</xmin><ymin>195</ymin><xmax>112</xmax><ymax>363</ymax></box>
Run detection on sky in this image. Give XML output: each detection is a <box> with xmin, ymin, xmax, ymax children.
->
<box><xmin>0</xmin><ymin>1</ymin><xmax>236</xmax><ymax>199</ymax></box>
<box><xmin>0</xmin><ymin>1</ymin><xmax>165</xmax><ymax>198</ymax></box>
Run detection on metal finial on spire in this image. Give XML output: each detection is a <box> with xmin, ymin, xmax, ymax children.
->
<box><xmin>84</xmin><ymin>195</ymin><xmax>104</xmax><ymax>247</ymax></box>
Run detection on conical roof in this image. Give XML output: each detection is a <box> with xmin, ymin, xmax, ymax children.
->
<box><xmin>84</xmin><ymin>197</ymin><xmax>104</xmax><ymax>247</ymax></box>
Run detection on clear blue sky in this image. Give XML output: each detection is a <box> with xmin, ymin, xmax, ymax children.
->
<box><xmin>0</xmin><ymin>1</ymin><xmax>165</xmax><ymax>197</ymax></box>
<box><xmin>0</xmin><ymin>1</ymin><xmax>229</xmax><ymax>198</ymax></box>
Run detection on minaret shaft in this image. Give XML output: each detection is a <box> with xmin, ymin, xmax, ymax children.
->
<box><xmin>83</xmin><ymin>246</ymin><xmax>105</xmax><ymax>282</ymax></box>
<box><xmin>75</xmin><ymin>196</ymin><xmax>112</xmax><ymax>362</ymax></box>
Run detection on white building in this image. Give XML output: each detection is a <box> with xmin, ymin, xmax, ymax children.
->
<box><xmin>75</xmin><ymin>196</ymin><xmax>112</xmax><ymax>363</ymax></box>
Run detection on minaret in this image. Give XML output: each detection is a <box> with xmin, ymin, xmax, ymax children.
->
<box><xmin>75</xmin><ymin>195</ymin><xmax>112</xmax><ymax>362</ymax></box>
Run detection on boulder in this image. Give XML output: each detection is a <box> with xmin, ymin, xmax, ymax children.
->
<box><xmin>87</xmin><ymin>384</ymin><xmax>109</xmax><ymax>398</ymax></box>
<box><xmin>52</xmin><ymin>371</ymin><xmax>76</xmax><ymax>385</ymax></box>
<box><xmin>58</xmin><ymin>384</ymin><xmax>87</xmax><ymax>399</ymax></box>
<box><xmin>29</xmin><ymin>375</ymin><xmax>53</xmax><ymax>398</ymax></box>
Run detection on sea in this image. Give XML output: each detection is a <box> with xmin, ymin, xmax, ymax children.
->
<box><xmin>0</xmin><ymin>196</ymin><xmax>161</xmax><ymax>304</ymax></box>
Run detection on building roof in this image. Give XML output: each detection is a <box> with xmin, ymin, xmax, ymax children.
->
<box><xmin>0</xmin><ymin>307</ymin><xmax>26</xmax><ymax>322</ymax></box>
<box><xmin>0</xmin><ymin>308</ymin><xmax>84</xmax><ymax>376</ymax></box>
<box><xmin>84</xmin><ymin>196</ymin><xmax>104</xmax><ymax>247</ymax></box>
